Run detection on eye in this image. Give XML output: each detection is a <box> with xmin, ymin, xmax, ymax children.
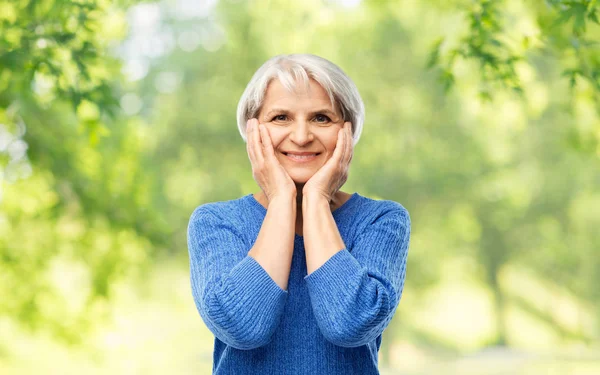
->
<box><xmin>272</xmin><ymin>114</ymin><xmax>288</xmax><ymax>122</ymax></box>
<box><xmin>314</xmin><ymin>114</ymin><xmax>331</xmax><ymax>123</ymax></box>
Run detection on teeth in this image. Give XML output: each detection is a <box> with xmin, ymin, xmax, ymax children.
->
<box><xmin>286</xmin><ymin>153</ymin><xmax>317</xmax><ymax>160</ymax></box>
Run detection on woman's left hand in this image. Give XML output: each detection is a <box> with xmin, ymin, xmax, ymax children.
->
<box><xmin>302</xmin><ymin>121</ymin><xmax>354</xmax><ymax>201</ymax></box>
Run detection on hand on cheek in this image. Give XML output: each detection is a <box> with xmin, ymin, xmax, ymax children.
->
<box><xmin>247</xmin><ymin>118</ymin><xmax>297</xmax><ymax>201</ymax></box>
<box><xmin>302</xmin><ymin>122</ymin><xmax>353</xmax><ymax>201</ymax></box>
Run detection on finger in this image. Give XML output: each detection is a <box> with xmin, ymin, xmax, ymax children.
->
<box><xmin>339</xmin><ymin>126</ymin><xmax>345</xmax><ymax>166</ymax></box>
<box><xmin>343</xmin><ymin>122</ymin><xmax>349</xmax><ymax>163</ymax></box>
<box><xmin>247</xmin><ymin>119</ymin><xmax>255</xmax><ymax>163</ymax></box>
<box><xmin>247</xmin><ymin>119</ymin><xmax>259</xmax><ymax>167</ymax></box>
<box><xmin>334</xmin><ymin>126</ymin><xmax>344</xmax><ymax>165</ymax></box>
<box><xmin>252</xmin><ymin>119</ymin><xmax>265</xmax><ymax>165</ymax></box>
<box><xmin>345</xmin><ymin>122</ymin><xmax>353</xmax><ymax>165</ymax></box>
<box><xmin>258</xmin><ymin>124</ymin><xmax>275</xmax><ymax>160</ymax></box>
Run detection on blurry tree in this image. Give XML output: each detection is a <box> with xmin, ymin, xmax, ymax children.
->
<box><xmin>0</xmin><ymin>0</ymin><xmax>172</xmax><ymax>345</ymax></box>
<box><xmin>428</xmin><ymin>0</ymin><xmax>600</xmax><ymax>154</ymax></box>
<box><xmin>0</xmin><ymin>0</ymin><xmax>128</xmax><ymax>152</ymax></box>
<box><xmin>1</xmin><ymin>0</ymin><xmax>599</xmax><ymax>366</ymax></box>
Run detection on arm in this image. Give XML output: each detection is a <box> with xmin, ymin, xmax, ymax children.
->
<box><xmin>248</xmin><ymin>193</ymin><xmax>296</xmax><ymax>291</ymax></box>
<box><xmin>187</xmin><ymin>199</ymin><xmax>295</xmax><ymax>350</ymax></box>
<box><xmin>302</xmin><ymin>195</ymin><xmax>411</xmax><ymax>348</ymax></box>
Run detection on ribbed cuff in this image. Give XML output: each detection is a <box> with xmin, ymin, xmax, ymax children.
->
<box><xmin>229</xmin><ymin>255</ymin><xmax>288</xmax><ymax>306</ymax></box>
<box><xmin>303</xmin><ymin>249</ymin><xmax>363</xmax><ymax>300</ymax></box>
<box><xmin>201</xmin><ymin>255</ymin><xmax>289</xmax><ymax>348</ymax></box>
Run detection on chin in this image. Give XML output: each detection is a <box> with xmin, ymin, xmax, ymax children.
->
<box><xmin>287</xmin><ymin>171</ymin><xmax>314</xmax><ymax>184</ymax></box>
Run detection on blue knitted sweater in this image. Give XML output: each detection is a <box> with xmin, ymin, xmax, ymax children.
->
<box><xmin>187</xmin><ymin>192</ymin><xmax>411</xmax><ymax>375</ymax></box>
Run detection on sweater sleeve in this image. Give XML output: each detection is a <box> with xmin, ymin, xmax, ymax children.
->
<box><xmin>303</xmin><ymin>205</ymin><xmax>410</xmax><ymax>348</ymax></box>
<box><xmin>187</xmin><ymin>206</ymin><xmax>288</xmax><ymax>350</ymax></box>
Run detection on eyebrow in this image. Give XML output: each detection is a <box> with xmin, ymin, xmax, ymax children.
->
<box><xmin>263</xmin><ymin>108</ymin><xmax>339</xmax><ymax>118</ymax></box>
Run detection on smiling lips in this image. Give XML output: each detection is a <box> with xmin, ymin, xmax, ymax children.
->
<box><xmin>282</xmin><ymin>151</ymin><xmax>321</xmax><ymax>163</ymax></box>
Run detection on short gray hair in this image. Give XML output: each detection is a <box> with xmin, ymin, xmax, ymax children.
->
<box><xmin>236</xmin><ymin>54</ymin><xmax>365</xmax><ymax>147</ymax></box>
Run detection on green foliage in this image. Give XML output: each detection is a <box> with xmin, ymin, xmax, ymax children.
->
<box><xmin>428</xmin><ymin>0</ymin><xmax>525</xmax><ymax>98</ymax></box>
<box><xmin>1</xmin><ymin>0</ymin><xmax>599</xmax><ymax>357</ymax></box>
<box><xmin>0</xmin><ymin>0</ymin><xmax>123</xmax><ymax>123</ymax></box>
<box><xmin>428</xmin><ymin>0</ymin><xmax>600</xmax><ymax>114</ymax></box>
<box><xmin>0</xmin><ymin>0</ymin><xmax>166</xmax><ymax>345</ymax></box>
<box><xmin>549</xmin><ymin>0</ymin><xmax>600</xmax><ymax>35</ymax></box>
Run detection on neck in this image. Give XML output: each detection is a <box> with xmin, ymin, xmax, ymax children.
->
<box><xmin>254</xmin><ymin>189</ymin><xmax>346</xmax><ymax>237</ymax></box>
<box><xmin>294</xmin><ymin>184</ymin><xmax>336</xmax><ymax>208</ymax></box>
<box><xmin>255</xmin><ymin>189</ymin><xmax>341</xmax><ymax>212</ymax></box>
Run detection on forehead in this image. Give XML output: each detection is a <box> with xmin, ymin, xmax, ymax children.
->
<box><xmin>262</xmin><ymin>78</ymin><xmax>335</xmax><ymax>109</ymax></box>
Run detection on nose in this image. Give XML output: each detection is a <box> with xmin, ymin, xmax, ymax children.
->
<box><xmin>288</xmin><ymin>119</ymin><xmax>314</xmax><ymax>146</ymax></box>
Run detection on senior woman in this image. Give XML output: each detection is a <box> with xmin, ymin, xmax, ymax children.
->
<box><xmin>187</xmin><ymin>54</ymin><xmax>411</xmax><ymax>375</ymax></box>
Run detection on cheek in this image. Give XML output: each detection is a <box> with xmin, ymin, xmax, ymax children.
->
<box><xmin>325</xmin><ymin>134</ymin><xmax>340</xmax><ymax>153</ymax></box>
<box><xmin>265</xmin><ymin>127</ymin><xmax>285</xmax><ymax>149</ymax></box>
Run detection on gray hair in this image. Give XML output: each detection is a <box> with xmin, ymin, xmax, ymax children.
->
<box><xmin>236</xmin><ymin>54</ymin><xmax>365</xmax><ymax>147</ymax></box>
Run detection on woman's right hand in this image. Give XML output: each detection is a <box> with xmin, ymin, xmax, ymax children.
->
<box><xmin>246</xmin><ymin>118</ymin><xmax>297</xmax><ymax>202</ymax></box>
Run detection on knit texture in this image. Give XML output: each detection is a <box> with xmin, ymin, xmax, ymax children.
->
<box><xmin>187</xmin><ymin>192</ymin><xmax>411</xmax><ymax>375</ymax></box>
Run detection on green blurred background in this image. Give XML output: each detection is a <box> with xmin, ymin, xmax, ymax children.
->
<box><xmin>1</xmin><ymin>0</ymin><xmax>600</xmax><ymax>374</ymax></box>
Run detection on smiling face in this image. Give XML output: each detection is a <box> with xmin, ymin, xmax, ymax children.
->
<box><xmin>257</xmin><ymin>78</ymin><xmax>344</xmax><ymax>187</ymax></box>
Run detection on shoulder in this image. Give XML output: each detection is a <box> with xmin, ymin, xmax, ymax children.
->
<box><xmin>345</xmin><ymin>194</ymin><xmax>411</xmax><ymax>251</ymax></box>
<box><xmin>187</xmin><ymin>197</ymin><xmax>254</xmax><ymax>254</ymax></box>
<box><xmin>188</xmin><ymin>195</ymin><xmax>248</xmax><ymax>225</ymax></box>
<box><xmin>355</xmin><ymin>194</ymin><xmax>410</xmax><ymax>227</ymax></box>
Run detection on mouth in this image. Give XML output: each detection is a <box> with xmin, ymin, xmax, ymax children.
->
<box><xmin>282</xmin><ymin>152</ymin><xmax>321</xmax><ymax>163</ymax></box>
